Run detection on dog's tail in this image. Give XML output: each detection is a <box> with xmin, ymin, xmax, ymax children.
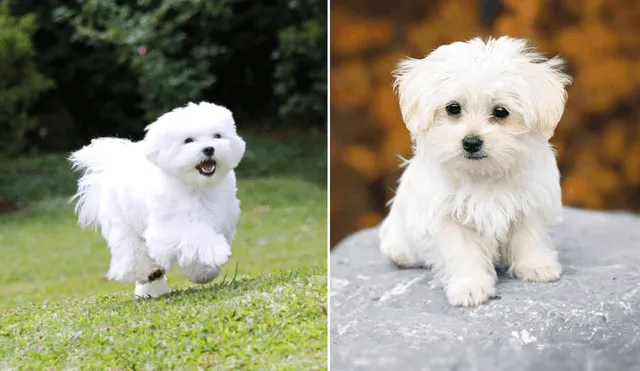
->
<box><xmin>69</xmin><ymin>138</ymin><xmax>134</xmax><ymax>229</ymax></box>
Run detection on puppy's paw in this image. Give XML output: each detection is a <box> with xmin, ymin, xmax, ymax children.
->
<box><xmin>385</xmin><ymin>251</ymin><xmax>422</xmax><ymax>268</ymax></box>
<box><xmin>200</xmin><ymin>234</ymin><xmax>231</xmax><ymax>268</ymax></box>
<box><xmin>212</xmin><ymin>246</ymin><xmax>231</xmax><ymax>268</ymax></box>
<box><xmin>445</xmin><ymin>275</ymin><xmax>495</xmax><ymax>307</ymax></box>
<box><xmin>380</xmin><ymin>242</ymin><xmax>422</xmax><ymax>268</ymax></box>
<box><xmin>510</xmin><ymin>258</ymin><xmax>561</xmax><ymax>282</ymax></box>
<box><xmin>177</xmin><ymin>234</ymin><xmax>232</xmax><ymax>269</ymax></box>
<box><xmin>179</xmin><ymin>262</ymin><xmax>221</xmax><ymax>284</ymax></box>
<box><xmin>135</xmin><ymin>277</ymin><xmax>173</xmax><ymax>299</ymax></box>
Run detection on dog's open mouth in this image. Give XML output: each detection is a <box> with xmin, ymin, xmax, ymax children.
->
<box><xmin>196</xmin><ymin>159</ymin><xmax>217</xmax><ymax>176</ymax></box>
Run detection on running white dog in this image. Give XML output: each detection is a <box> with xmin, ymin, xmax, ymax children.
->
<box><xmin>70</xmin><ymin>102</ymin><xmax>246</xmax><ymax>298</ymax></box>
<box><xmin>379</xmin><ymin>37</ymin><xmax>572</xmax><ymax>307</ymax></box>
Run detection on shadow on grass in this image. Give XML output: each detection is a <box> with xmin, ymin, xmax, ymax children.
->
<box><xmin>164</xmin><ymin>265</ymin><xmax>325</xmax><ymax>302</ymax></box>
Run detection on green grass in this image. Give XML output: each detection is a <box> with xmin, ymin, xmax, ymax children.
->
<box><xmin>0</xmin><ymin>132</ymin><xmax>327</xmax><ymax>369</ymax></box>
<box><xmin>0</xmin><ymin>267</ymin><xmax>327</xmax><ymax>369</ymax></box>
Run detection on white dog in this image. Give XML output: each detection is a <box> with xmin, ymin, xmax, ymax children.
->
<box><xmin>70</xmin><ymin>102</ymin><xmax>246</xmax><ymax>298</ymax></box>
<box><xmin>379</xmin><ymin>37</ymin><xmax>572</xmax><ymax>307</ymax></box>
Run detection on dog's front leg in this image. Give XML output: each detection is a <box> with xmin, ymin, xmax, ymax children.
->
<box><xmin>506</xmin><ymin>213</ymin><xmax>561</xmax><ymax>282</ymax></box>
<box><xmin>435</xmin><ymin>220</ymin><xmax>497</xmax><ymax>307</ymax></box>
<box><xmin>178</xmin><ymin>262</ymin><xmax>222</xmax><ymax>284</ymax></box>
<box><xmin>145</xmin><ymin>222</ymin><xmax>231</xmax><ymax>271</ymax></box>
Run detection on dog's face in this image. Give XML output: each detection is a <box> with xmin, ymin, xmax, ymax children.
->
<box><xmin>142</xmin><ymin>102</ymin><xmax>246</xmax><ymax>185</ymax></box>
<box><xmin>393</xmin><ymin>37</ymin><xmax>571</xmax><ymax>175</ymax></box>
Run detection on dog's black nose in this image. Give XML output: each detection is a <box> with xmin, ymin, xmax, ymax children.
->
<box><xmin>202</xmin><ymin>147</ymin><xmax>215</xmax><ymax>156</ymax></box>
<box><xmin>462</xmin><ymin>136</ymin><xmax>483</xmax><ymax>153</ymax></box>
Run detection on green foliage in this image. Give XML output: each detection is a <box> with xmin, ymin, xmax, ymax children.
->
<box><xmin>273</xmin><ymin>0</ymin><xmax>327</xmax><ymax>126</ymax></box>
<box><xmin>55</xmin><ymin>0</ymin><xmax>233</xmax><ymax>121</ymax></box>
<box><xmin>0</xmin><ymin>0</ymin><xmax>53</xmax><ymax>155</ymax></box>
<box><xmin>53</xmin><ymin>0</ymin><xmax>326</xmax><ymax>126</ymax></box>
<box><xmin>1</xmin><ymin>0</ymin><xmax>326</xmax><ymax>156</ymax></box>
<box><xmin>9</xmin><ymin>0</ymin><xmax>144</xmax><ymax>154</ymax></box>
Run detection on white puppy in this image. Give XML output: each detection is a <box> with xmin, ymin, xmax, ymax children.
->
<box><xmin>70</xmin><ymin>102</ymin><xmax>246</xmax><ymax>298</ymax></box>
<box><xmin>379</xmin><ymin>37</ymin><xmax>572</xmax><ymax>307</ymax></box>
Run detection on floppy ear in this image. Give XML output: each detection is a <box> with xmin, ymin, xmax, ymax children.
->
<box><xmin>143</xmin><ymin>139</ymin><xmax>161</xmax><ymax>167</ymax></box>
<box><xmin>227</xmin><ymin>133</ymin><xmax>246</xmax><ymax>169</ymax></box>
<box><xmin>393</xmin><ymin>57</ymin><xmax>439</xmax><ymax>133</ymax></box>
<box><xmin>393</xmin><ymin>47</ymin><xmax>458</xmax><ymax>134</ymax></box>
<box><xmin>526</xmin><ymin>56</ymin><xmax>572</xmax><ymax>140</ymax></box>
<box><xmin>141</xmin><ymin>120</ymin><xmax>162</xmax><ymax>167</ymax></box>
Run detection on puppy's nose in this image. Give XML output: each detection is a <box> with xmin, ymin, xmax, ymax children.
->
<box><xmin>202</xmin><ymin>147</ymin><xmax>215</xmax><ymax>156</ymax></box>
<box><xmin>462</xmin><ymin>136</ymin><xmax>483</xmax><ymax>153</ymax></box>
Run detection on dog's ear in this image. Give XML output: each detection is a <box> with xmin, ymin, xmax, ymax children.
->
<box><xmin>525</xmin><ymin>56</ymin><xmax>572</xmax><ymax>140</ymax></box>
<box><xmin>393</xmin><ymin>54</ymin><xmax>450</xmax><ymax>133</ymax></box>
<box><xmin>227</xmin><ymin>134</ymin><xmax>246</xmax><ymax>169</ymax></box>
<box><xmin>142</xmin><ymin>120</ymin><xmax>163</xmax><ymax>167</ymax></box>
<box><xmin>143</xmin><ymin>139</ymin><xmax>161</xmax><ymax>167</ymax></box>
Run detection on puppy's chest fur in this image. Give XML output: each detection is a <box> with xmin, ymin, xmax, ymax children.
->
<box><xmin>448</xmin><ymin>183</ymin><xmax>531</xmax><ymax>240</ymax></box>
<box><xmin>151</xmin><ymin>187</ymin><xmax>240</xmax><ymax>240</ymax></box>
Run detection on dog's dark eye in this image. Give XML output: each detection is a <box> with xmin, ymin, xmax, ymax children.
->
<box><xmin>184</xmin><ymin>138</ymin><xmax>194</xmax><ymax>144</ymax></box>
<box><xmin>213</xmin><ymin>133</ymin><xmax>221</xmax><ymax>139</ymax></box>
<box><xmin>493</xmin><ymin>106</ymin><xmax>509</xmax><ymax>118</ymax></box>
<box><xmin>445</xmin><ymin>103</ymin><xmax>461</xmax><ymax>116</ymax></box>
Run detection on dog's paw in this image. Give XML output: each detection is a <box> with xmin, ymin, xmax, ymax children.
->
<box><xmin>386</xmin><ymin>251</ymin><xmax>423</xmax><ymax>269</ymax></box>
<box><xmin>212</xmin><ymin>246</ymin><xmax>231</xmax><ymax>267</ymax></box>
<box><xmin>380</xmin><ymin>242</ymin><xmax>422</xmax><ymax>269</ymax></box>
<box><xmin>179</xmin><ymin>262</ymin><xmax>221</xmax><ymax>284</ymax></box>
<box><xmin>510</xmin><ymin>259</ymin><xmax>562</xmax><ymax>282</ymax></box>
<box><xmin>135</xmin><ymin>277</ymin><xmax>173</xmax><ymax>299</ymax></box>
<box><xmin>177</xmin><ymin>234</ymin><xmax>232</xmax><ymax>269</ymax></box>
<box><xmin>194</xmin><ymin>244</ymin><xmax>230</xmax><ymax>269</ymax></box>
<box><xmin>445</xmin><ymin>275</ymin><xmax>495</xmax><ymax>307</ymax></box>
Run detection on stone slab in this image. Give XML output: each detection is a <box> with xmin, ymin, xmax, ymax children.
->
<box><xmin>330</xmin><ymin>208</ymin><xmax>640</xmax><ymax>370</ymax></box>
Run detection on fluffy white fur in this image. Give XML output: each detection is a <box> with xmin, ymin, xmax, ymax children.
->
<box><xmin>70</xmin><ymin>102</ymin><xmax>246</xmax><ymax>298</ymax></box>
<box><xmin>379</xmin><ymin>37</ymin><xmax>572</xmax><ymax>307</ymax></box>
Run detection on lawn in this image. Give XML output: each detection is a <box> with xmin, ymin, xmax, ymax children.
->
<box><xmin>0</xmin><ymin>131</ymin><xmax>328</xmax><ymax>369</ymax></box>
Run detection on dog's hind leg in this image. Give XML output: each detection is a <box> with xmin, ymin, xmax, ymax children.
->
<box><xmin>103</xmin><ymin>223</ymin><xmax>164</xmax><ymax>284</ymax></box>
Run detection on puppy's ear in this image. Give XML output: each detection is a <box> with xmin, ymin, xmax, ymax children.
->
<box><xmin>227</xmin><ymin>134</ymin><xmax>246</xmax><ymax>169</ymax></box>
<box><xmin>143</xmin><ymin>139</ymin><xmax>161</xmax><ymax>167</ymax></box>
<box><xmin>142</xmin><ymin>120</ymin><xmax>163</xmax><ymax>167</ymax></box>
<box><xmin>393</xmin><ymin>54</ymin><xmax>451</xmax><ymax>133</ymax></box>
<box><xmin>526</xmin><ymin>56</ymin><xmax>572</xmax><ymax>140</ymax></box>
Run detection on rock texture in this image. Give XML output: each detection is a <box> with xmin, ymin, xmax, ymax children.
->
<box><xmin>330</xmin><ymin>208</ymin><xmax>640</xmax><ymax>370</ymax></box>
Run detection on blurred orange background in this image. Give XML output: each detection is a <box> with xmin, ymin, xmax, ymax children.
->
<box><xmin>330</xmin><ymin>0</ymin><xmax>640</xmax><ymax>247</ymax></box>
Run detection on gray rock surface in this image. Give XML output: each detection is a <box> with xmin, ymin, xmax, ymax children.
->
<box><xmin>330</xmin><ymin>208</ymin><xmax>640</xmax><ymax>370</ymax></box>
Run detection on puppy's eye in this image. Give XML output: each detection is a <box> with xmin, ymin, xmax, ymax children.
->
<box><xmin>213</xmin><ymin>133</ymin><xmax>222</xmax><ymax>139</ymax></box>
<box><xmin>445</xmin><ymin>103</ymin><xmax>461</xmax><ymax>116</ymax></box>
<box><xmin>184</xmin><ymin>138</ymin><xmax>194</xmax><ymax>144</ymax></box>
<box><xmin>492</xmin><ymin>107</ymin><xmax>509</xmax><ymax>118</ymax></box>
